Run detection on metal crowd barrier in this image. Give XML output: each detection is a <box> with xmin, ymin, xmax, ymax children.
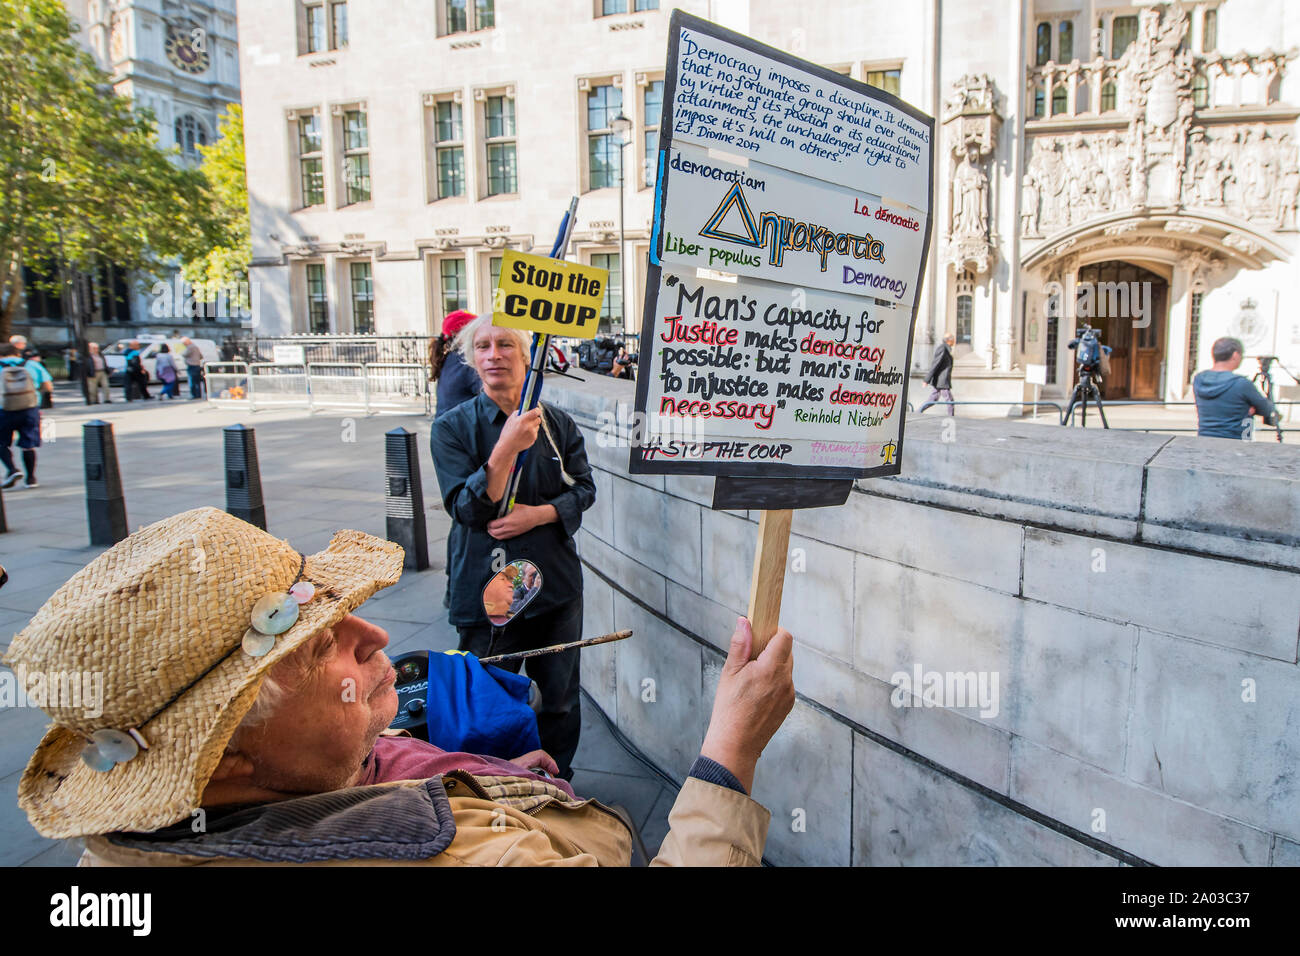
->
<box><xmin>248</xmin><ymin>363</ymin><xmax>309</xmax><ymax>411</ymax></box>
<box><xmin>205</xmin><ymin>362</ymin><xmax>251</xmax><ymax>407</ymax></box>
<box><xmin>204</xmin><ymin>361</ymin><xmax>430</xmax><ymax>416</ymax></box>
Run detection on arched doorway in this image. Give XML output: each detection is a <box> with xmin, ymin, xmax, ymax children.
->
<box><xmin>1075</xmin><ymin>261</ymin><xmax>1168</xmax><ymax>399</ymax></box>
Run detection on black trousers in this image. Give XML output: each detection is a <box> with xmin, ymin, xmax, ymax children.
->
<box><xmin>457</xmin><ymin>597</ymin><xmax>582</xmax><ymax>778</ymax></box>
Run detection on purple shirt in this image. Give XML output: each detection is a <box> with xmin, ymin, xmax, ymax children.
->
<box><xmin>357</xmin><ymin>735</ymin><xmax>577</xmax><ymax>799</ymax></box>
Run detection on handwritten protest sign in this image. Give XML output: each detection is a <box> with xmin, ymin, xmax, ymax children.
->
<box><xmin>631</xmin><ymin>11</ymin><xmax>934</xmax><ymax>482</ymax></box>
<box><xmin>492</xmin><ymin>250</ymin><xmax>608</xmax><ymax>339</ymax></box>
<box><xmin>630</xmin><ymin>11</ymin><xmax>935</xmax><ymax>656</ymax></box>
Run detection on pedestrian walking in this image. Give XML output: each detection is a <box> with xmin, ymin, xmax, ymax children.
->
<box><xmin>181</xmin><ymin>337</ymin><xmax>205</xmax><ymax>399</ymax></box>
<box><xmin>123</xmin><ymin>340</ymin><xmax>151</xmax><ymax>401</ymax></box>
<box><xmin>918</xmin><ymin>333</ymin><xmax>956</xmax><ymax>415</ymax></box>
<box><xmin>429</xmin><ymin>316</ymin><xmax>596</xmax><ymax>779</ymax></box>
<box><xmin>1</xmin><ymin>342</ymin><xmax>52</xmax><ymax>489</ymax></box>
<box><xmin>155</xmin><ymin>343</ymin><xmax>179</xmax><ymax>399</ymax></box>
<box><xmin>86</xmin><ymin>342</ymin><xmax>111</xmax><ymax>404</ymax></box>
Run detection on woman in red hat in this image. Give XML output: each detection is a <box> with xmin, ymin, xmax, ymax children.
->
<box><xmin>429</xmin><ymin>310</ymin><xmax>482</xmax><ymax>419</ymax></box>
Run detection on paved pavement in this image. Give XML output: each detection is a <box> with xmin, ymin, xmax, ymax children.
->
<box><xmin>0</xmin><ymin>385</ymin><xmax>676</xmax><ymax>865</ymax></box>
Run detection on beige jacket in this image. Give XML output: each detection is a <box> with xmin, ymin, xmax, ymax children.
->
<box><xmin>81</xmin><ymin>771</ymin><xmax>769</xmax><ymax>867</ymax></box>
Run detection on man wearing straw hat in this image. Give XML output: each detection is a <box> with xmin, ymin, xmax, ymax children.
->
<box><xmin>4</xmin><ymin>507</ymin><xmax>794</xmax><ymax>865</ymax></box>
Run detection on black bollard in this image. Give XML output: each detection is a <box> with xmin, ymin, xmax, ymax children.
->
<box><xmin>0</xmin><ymin>482</ymin><xmax>7</xmax><ymax>534</ymax></box>
<box><xmin>83</xmin><ymin>420</ymin><xmax>128</xmax><ymax>545</ymax></box>
<box><xmin>385</xmin><ymin>427</ymin><xmax>428</xmax><ymax>570</ymax></box>
<box><xmin>224</xmin><ymin>424</ymin><xmax>266</xmax><ymax>529</ymax></box>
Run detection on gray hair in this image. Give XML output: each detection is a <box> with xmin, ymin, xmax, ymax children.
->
<box><xmin>1211</xmin><ymin>337</ymin><xmax>1244</xmax><ymax>362</ymax></box>
<box><xmin>457</xmin><ymin>315</ymin><xmax>533</xmax><ymax>376</ymax></box>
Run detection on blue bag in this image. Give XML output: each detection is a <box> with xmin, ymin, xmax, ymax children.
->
<box><xmin>423</xmin><ymin>651</ymin><xmax>541</xmax><ymax>759</ymax></box>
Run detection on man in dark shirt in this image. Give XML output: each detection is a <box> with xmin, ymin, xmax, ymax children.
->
<box><xmin>430</xmin><ymin>318</ymin><xmax>595</xmax><ymax>778</ymax></box>
<box><xmin>918</xmin><ymin>333</ymin><xmax>956</xmax><ymax>414</ymax></box>
<box><xmin>1193</xmin><ymin>336</ymin><xmax>1276</xmax><ymax>440</ymax></box>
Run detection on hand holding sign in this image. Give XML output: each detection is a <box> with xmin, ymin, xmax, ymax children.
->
<box><xmin>498</xmin><ymin>407</ymin><xmax>543</xmax><ymax>458</ymax></box>
<box><xmin>700</xmin><ymin>617</ymin><xmax>795</xmax><ymax>792</ymax></box>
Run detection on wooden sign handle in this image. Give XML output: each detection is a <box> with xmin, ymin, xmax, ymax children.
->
<box><xmin>746</xmin><ymin>509</ymin><xmax>792</xmax><ymax>660</ymax></box>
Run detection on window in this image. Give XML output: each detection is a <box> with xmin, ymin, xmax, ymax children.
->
<box><xmin>331</xmin><ymin>2</ymin><xmax>348</xmax><ymax>49</ymax></box>
<box><xmin>1203</xmin><ymin>8</ymin><xmax>1217</xmax><ymax>52</ymax></box>
<box><xmin>1112</xmin><ymin>15</ymin><xmax>1138</xmax><ymax>60</ymax></box>
<box><xmin>591</xmin><ymin>252</ymin><xmax>622</xmax><ymax>331</ymax></box>
<box><xmin>342</xmin><ymin>108</ymin><xmax>370</xmax><ymax>204</ymax></box>
<box><xmin>1100</xmin><ymin>81</ymin><xmax>1116</xmax><ymax>112</ymax></box>
<box><xmin>1033</xmin><ymin>88</ymin><xmax>1045</xmax><ymax>118</ymax></box>
<box><xmin>1045</xmin><ymin>309</ymin><xmax>1058</xmax><ymax>385</ymax></box>
<box><xmin>489</xmin><ymin>256</ymin><xmax>503</xmax><ymax>291</ymax></box>
<box><xmin>297</xmin><ymin>111</ymin><xmax>325</xmax><ymax>208</ymax></box>
<box><xmin>1059</xmin><ymin>21</ymin><xmax>1074</xmax><ymax>63</ymax></box>
<box><xmin>433</xmin><ymin>99</ymin><xmax>465</xmax><ymax>199</ymax></box>
<box><xmin>1035</xmin><ymin>22</ymin><xmax>1051</xmax><ymax>66</ymax></box>
<box><xmin>174</xmin><ymin>114</ymin><xmax>207</xmax><ymax>159</ymax></box>
<box><xmin>350</xmin><ymin>262</ymin><xmax>374</xmax><ymax>333</ymax></box>
<box><xmin>956</xmin><ymin>295</ymin><xmax>973</xmax><ymax>344</ymax></box>
<box><xmin>587</xmin><ymin>83</ymin><xmax>623</xmax><ymax>190</ymax></box>
<box><xmin>600</xmin><ymin>0</ymin><xmax>658</xmax><ymax>13</ymax></box>
<box><xmin>1187</xmin><ymin>292</ymin><xmax>1203</xmax><ymax>383</ymax></box>
<box><xmin>643</xmin><ymin>79</ymin><xmax>663</xmax><ymax>187</ymax></box>
<box><xmin>866</xmin><ymin>69</ymin><xmax>900</xmax><ymax>97</ymax></box>
<box><xmin>306</xmin><ymin>263</ymin><xmax>329</xmax><ymax>332</ymax></box>
<box><xmin>484</xmin><ymin>94</ymin><xmax>517</xmax><ymax>195</ymax></box>
<box><xmin>1192</xmin><ymin>72</ymin><xmax>1209</xmax><ymax>108</ymax></box>
<box><xmin>1051</xmin><ymin>84</ymin><xmax>1067</xmax><ymax>115</ymax></box>
<box><xmin>302</xmin><ymin>1</ymin><xmax>347</xmax><ymax>53</ymax></box>
<box><xmin>443</xmin><ymin>0</ymin><xmax>494</xmax><ymax>35</ymax></box>
<box><xmin>440</xmin><ymin>258</ymin><xmax>467</xmax><ymax>315</ymax></box>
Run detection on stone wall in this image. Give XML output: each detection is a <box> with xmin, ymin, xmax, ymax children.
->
<box><xmin>544</xmin><ymin>372</ymin><xmax>1300</xmax><ymax>866</ymax></box>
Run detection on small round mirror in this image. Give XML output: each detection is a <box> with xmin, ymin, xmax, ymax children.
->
<box><xmin>482</xmin><ymin>559</ymin><xmax>543</xmax><ymax>626</ymax></box>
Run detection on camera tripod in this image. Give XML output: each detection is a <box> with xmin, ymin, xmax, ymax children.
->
<box><xmin>1062</xmin><ymin>364</ymin><xmax>1109</xmax><ymax>428</ymax></box>
<box><xmin>1251</xmin><ymin>356</ymin><xmax>1297</xmax><ymax>443</ymax></box>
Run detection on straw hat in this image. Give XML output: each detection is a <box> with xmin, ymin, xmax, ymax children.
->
<box><xmin>3</xmin><ymin>506</ymin><xmax>404</xmax><ymax>839</ymax></box>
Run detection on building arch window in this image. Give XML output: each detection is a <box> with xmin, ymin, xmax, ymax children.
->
<box><xmin>1058</xmin><ymin>21</ymin><xmax>1074</xmax><ymax>63</ymax></box>
<box><xmin>1033</xmin><ymin>88</ymin><xmax>1045</xmax><ymax>118</ymax></box>
<box><xmin>1035</xmin><ymin>23</ymin><xmax>1051</xmax><ymax>66</ymax></box>
<box><xmin>174</xmin><ymin>114</ymin><xmax>207</xmax><ymax>158</ymax></box>
<box><xmin>1100</xmin><ymin>80</ymin><xmax>1117</xmax><ymax>112</ymax></box>
<box><xmin>1051</xmin><ymin>84</ymin><xmax>1067</xmax><ymax>115</ymax></box>
<box><xmin>1202</xmin><ymin>8</ymin><xmax>1217</xmax><ymax>52</ymax></box>
<box><xmin>1192</xmin><ymin>71</ymin><xmax>1209</xmax><ymax>108</ymax></box>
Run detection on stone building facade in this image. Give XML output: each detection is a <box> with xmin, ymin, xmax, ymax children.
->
<box><xmin>13</xmin><ymin>1</ymin><xmax>242</xmax><ymax>347</ymax></box>
<box><xmin>238</xmin><ymin>0</ymin><xmax>1298</xmax><ymax>404</ymax></box>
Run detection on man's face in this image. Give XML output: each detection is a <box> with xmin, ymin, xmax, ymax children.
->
<box><xmin>473</xmin><ymin>326</ymin><xmax>527</xmax><ymax>392</ymax></box>
<box><xmin>236</xmin><ymin>614</ymin><xmax>399</xmax><ymax>793</ymax></box>
<box><xmin>944</xmin><ymin>335</ymin><xmax>956</xmax><ymax>347</ymax></box>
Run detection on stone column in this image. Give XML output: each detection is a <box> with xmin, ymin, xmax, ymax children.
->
<box><xmin>1165</xmin><ymin>263</ymin><xmax>1192</xmax><ymax>401</ymax></box>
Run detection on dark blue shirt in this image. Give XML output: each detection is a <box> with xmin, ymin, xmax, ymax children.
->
<box><xmin>430</xmin><ymin>390</ymin><xmax>596</xmax><ymax>627</ymax></box>
<box><xmin>1192</xmin><ymin>370</ymin><xmax>1274</xmax><ymax>439</ymax></box>
<box><xmin>434</xmin><ymin>351</ymin><xmax>482</xmax><ymax>420</ymax></box>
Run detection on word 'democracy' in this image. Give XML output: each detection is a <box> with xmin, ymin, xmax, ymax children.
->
<box><xmin>492</xmin><ymin>250</ymin><xmax>608</xmax><ymax>339</ymax></box>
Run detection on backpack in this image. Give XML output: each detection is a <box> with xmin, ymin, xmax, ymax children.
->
<box><xmin>2</xmin><ymin>362</ymin><xmax>38</xmax><ymax>411</ymax></box>
<box><xmin>126</xmin><ymin>350</ymin><xmax>142</xmax><ymax>373</ymax></box>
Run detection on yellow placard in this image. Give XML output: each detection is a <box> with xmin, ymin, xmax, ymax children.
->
<box><xmin>492</xmin><ymin>250</ymin><xmax>608</xmax><ymax>339</ymax></box>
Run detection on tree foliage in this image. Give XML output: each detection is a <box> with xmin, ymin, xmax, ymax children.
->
<box><xmin>182</xmin><ymin>103</ymin><xmax>250</xmax><ymax>295</ymax></box>
<box><xmin>0</xmin><ymin>0</ymin><xmax>211</xmax><ymax>336</ymax></box>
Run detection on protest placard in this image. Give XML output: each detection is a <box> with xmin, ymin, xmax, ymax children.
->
<box><xmin>631</xmin><ymin>11</ymin><xmax>934</xmax><ymax>482</ymax></box>
<box><xmin>492</xmin><ymin>250</ymin><xmax>608</xmax><ymax>339</ymax></box>
<box><xmin>630</xmin><ymin>10</ymin><xmax>935</xmax><ymax>654</ymax></box>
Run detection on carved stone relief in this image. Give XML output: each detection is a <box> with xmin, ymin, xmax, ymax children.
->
<box><xmin>1021</xmin><ymin>3</ymin><xmax>1299</xmax><ymax>239</ymax></box>
<box><xmin>943</xmin><ymin>74</ymin><xmax>1002</xmax><ymax>273</ymax></box>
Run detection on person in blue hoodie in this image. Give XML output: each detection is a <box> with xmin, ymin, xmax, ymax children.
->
<box><xmin>1192</xmin><ymin>337</ymin><xmax>1276</xmax><ymax>440</ymax></box>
